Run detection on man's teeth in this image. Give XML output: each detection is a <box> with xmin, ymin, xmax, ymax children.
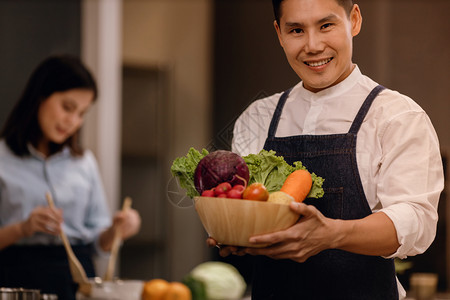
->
<box><xmin>306</xmin><ymin>58</ymin><xmax>332</xmax><ymax>67</ymax></box>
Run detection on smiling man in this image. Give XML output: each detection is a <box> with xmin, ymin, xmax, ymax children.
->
<box><xmin>274</xmin><ymin>0</ymin><xmax>359</xmax><ymax>92</ymax></box>
<box><xmin>211</xmin><ymin>0</ymin><xmax>445</xmax><ymax>299</ymax></box>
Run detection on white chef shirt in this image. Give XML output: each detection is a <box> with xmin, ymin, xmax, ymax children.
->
<box><xmin>232</xmin><ymin>65</ymin><xmax>444</xmax><ymax>260</ymax></box>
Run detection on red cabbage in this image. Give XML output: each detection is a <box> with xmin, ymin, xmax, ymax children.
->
<box><xmin>194</xmin><ymin>150</ymin><xmax>249</xmax><ymax>194</ymax></box>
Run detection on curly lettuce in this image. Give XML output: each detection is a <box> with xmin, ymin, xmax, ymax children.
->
<box><xmin>171</xmin><ymin>147</ymin><xmax>209</xmax><ymax>198</ymax></box>
<box><xmin>244</xmin><ymin>150</ymin><xmax>324</xmax><ymax>198</ymax></box>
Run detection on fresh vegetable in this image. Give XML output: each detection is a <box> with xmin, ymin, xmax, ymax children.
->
<box><xmin>226</xmin><ymin>185</ymin><xmax>245</xmax><ymax>199</ymax></box>
<box><xmin>182</xmin><ymin>275</ymin><xmax>207</xmax><ymax>300</ymax></box>
<box><xmin>201</xmin><ymin>190</ymin><xmax>215</xmax><ymax>197</ymax></box>
<box><xmin>194</xmin><ymin>150</ymin><xmax>249</xmax><ymax>195</ymax></box>
<box><xmin>244</xmin><ymin>150</ymin><xmax>324</xmax><ymax>198</ymax></box>
<box><xmin>280</xmin><ymin>169</ymin><xmax>313</xmax><ymax>202</ymax></box>
<box><xmin>267</xmin><ymin>191</ymin><xmax>295</xmax><ymax>204</ymax></box>
<box><xmin>171</xmin><ymin>148</ymin><xmax>209</xmax><ymax>198</ymax></box>
<box><xmin>186</xmin><ymin>261</ymin><xmax>246</xmax><ymax>300</ymax></box>
<box><xmin>226</xmin><ymin>189</ymin><xmax>242</xmax><ymax>199</ymax></box>
<box><xmin>214</xmin><ymin>182</ymin><xmax>232</xmax><ymax>196</ymax></box>
<box><xmin>200</xmin><ymin>183</ymin><xmax>246</xmax><ymax>199</ymax></box>
<box><xmin>231</xmin><ymin>184</ymin><xmax>245</xmax><ymax>193</ymax></box>
<box><xmin>242</xmin><ymin>182</ymin><xmax>269</xmax><ymax>201</ymax></box>
<box><xmin>171</xmin><ymin>148</ymin><xmax>324</xmax><ymax>199</ymax></box>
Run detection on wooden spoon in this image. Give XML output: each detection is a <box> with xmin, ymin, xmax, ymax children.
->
<box><xmin>103</xmin><ymin>197</ymin><xmax>133</xmax><ymax>281</ymax></box>
<box><xmin>45</xmin><ymin>192</ymin><xmax>92</xmax><ymax>296</ymax></box>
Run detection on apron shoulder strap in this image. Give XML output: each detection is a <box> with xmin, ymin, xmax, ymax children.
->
<box><xmin>267</xmin><ymin>87</ymin><xmax>293</xmax><ymax>138</ymax></box>
<box><xmin>267</xmin><ymin>84</ymin><xmax>385</xmax><ymax>138</ymax></box>
<box><xmin>348</xmin><ymin>85</ymin><xmax>386</xmax><ymax>134</ymax></box>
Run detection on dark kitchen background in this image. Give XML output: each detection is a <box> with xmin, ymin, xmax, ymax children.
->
<box><xmin>0</xmin><ymin>0</ymin><xmax>448</xmax><ymax>292</ymax></box>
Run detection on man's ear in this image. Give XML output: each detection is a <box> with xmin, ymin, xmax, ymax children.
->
<box><xmin>350</xmin><ymin>4</ymin><xmax>362</xmax><ymax>37</ymax></box>
<box><xmin>274</xmin><ymin>20</ymin><xmax>284</xmax><ymax>48</ymax></box>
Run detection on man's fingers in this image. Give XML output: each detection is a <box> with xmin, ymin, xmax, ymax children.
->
<box><xmin>289</xmin><ymin>201</ymin><xmax>310</xmax><ymax>215</ymax></box>
<box><xmin>206</xmin><ymin>237</ymin><xmax>217</xmax><ymax>247</ymax></box>
<box><xmin>249</xmin><ymin>231</ymin><xmax>281</xmax><ymax>245</ymax></box>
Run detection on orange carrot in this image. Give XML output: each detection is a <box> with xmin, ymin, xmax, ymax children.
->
<box><xmin>280</xmin><ymin>169</ymin><xmax>312</xmax><ymax>202</ymax></box>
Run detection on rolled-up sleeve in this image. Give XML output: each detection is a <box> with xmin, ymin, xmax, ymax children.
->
<box><xmin>377</xmin><ymin>110</ymin><xmax>443</xmax><ymax>259</ymax></box>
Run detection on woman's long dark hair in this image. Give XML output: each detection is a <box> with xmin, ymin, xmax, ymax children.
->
<box><xmin>0</xmin><ymin>54</ymin><xmax>97</xmax><ymax>157</ymax></box>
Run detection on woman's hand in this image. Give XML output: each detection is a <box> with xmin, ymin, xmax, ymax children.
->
<box><xmin>112</xmin><ymin>208</ymin><xmax>141</xmax><ymax>240</ymax></box>
<box><xmin>0</xmin><ymin>206</ymin><xmax>63</xmax><ymax>250</ymax></box>
<box><xmin>99</xmin><ymin>208</ymin><xmax>141</xmax><ymax>252</ymax></box>
<box><xmin>22</xmin><ymin>206</ymin><xmax>64</xmax><ymax>237</ymax></box>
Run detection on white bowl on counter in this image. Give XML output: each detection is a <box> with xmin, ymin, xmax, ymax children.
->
<box><xmin>76</xmin><ymin>278</ymin><xmax>143</xmax><ymax>300</ymax></box>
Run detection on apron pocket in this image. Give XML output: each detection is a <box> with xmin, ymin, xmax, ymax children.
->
<box><xmin>305</xmin><ymin>187</ymin><xmax>343</xmax><ymax>219</ymax></box>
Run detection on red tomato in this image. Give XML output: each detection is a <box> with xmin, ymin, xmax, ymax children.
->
<box><xmin>242</xmin><ymin>183</ymin><xmax>269</xmax><ymax>201</ymax></box>
<box><xmin>214</xmin><ymin>182</ymin><xmax>232</xmax><ymax>196</ymax></box>
<box><xmin>201</xmin><ymin>189</ymin><xmax>215</xmax><ymax>197</ymax></box>
<box><xmin>231</xmin><ymin>184</ymin><xmax>245</xmax><ymax>193</ymax></box>
<box><xmin>226</xmin><ymin>188</ymin><xmax>243</xmax><ymax>199</ymax></box>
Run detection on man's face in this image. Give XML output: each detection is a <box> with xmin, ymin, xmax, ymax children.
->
<box><xmin>274</xmin><ymin>0</ymin><xmax>362</xmax><ymax>92</ymax></box>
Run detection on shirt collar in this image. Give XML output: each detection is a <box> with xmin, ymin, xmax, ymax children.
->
<box><xmin>27</xmin><ymin>143</ymin><xmax>71</xmax><ymax>161</ymax></box>
<box><xmin>294</xmin><ymin>65</ymin><xmax>363</xmax><ymax>102</ymax></box>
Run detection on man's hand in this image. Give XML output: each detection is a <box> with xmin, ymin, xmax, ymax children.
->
<box><xmin>206</xmin><ymin>236</ymin><xmax>243</xmax><ymax>257</ymax></box>
<box><xmin>238</xmin><ymin>202</ymin><xmax>336</xmax><ymax>262</ymax></box>
<box><xmin>205</xmin><ymin>201</ymin><xmax>399</xmax><ymax>262</ymax></box>
<box><xmin>205</xmin><ymin>202</ymin><xmax>336</xmax><ymax>262</ymax></box>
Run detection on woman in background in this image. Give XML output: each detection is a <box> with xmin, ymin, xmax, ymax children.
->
<box><xmin>0</xmin><ymin>55</ymin><xmax>141</xmax><ymax>299</ymax></box>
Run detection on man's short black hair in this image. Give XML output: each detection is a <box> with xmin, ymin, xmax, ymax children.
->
<box><xmin>272</xmin><ymin>0</ymin><xmax>354</xmax><ymax>24</ymax></box>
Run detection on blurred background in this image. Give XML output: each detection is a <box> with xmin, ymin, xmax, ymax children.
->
<box><xmin>0</xmin><ymin>0</ymin><xmax>448</xmax><ymax>293</ymax></box>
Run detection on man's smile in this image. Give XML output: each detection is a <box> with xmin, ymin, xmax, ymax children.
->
<box><xmin>304</xmin><ymin>57</ymin><xmax>334</xmax><ymax>67</ymax></box>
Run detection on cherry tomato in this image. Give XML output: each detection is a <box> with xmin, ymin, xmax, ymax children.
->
<box><xmin>226</xmin><ymin>188</ymin><xmax>243</xmax><ymax>199</ymax></box>
<box><xmin>242</xmin><ymin>183</ymin><xmax>269</xmax><ymax>201</ymax></box>
<box><xmin>201</xmin><ymin>189</ymin><xmax>215</xmax><ymax>197</ymax></box>
<box><xmin>214</xmin><ymin>182</ymin><xmax>232</xmax><ymax>196</ymax></box>
<box><xmin>231</xmin><ymin>184</ymin><xmax>245</xmax><ymax>193</ymax></box>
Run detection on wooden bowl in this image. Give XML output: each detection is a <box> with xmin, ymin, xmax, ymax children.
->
<box><xmin>194</xmin><ymin>196</ymin><xmax>299</xmax><ymax>247</ymax></box>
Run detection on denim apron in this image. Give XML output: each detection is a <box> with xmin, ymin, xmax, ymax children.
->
<box><xmin>0</xmin><ymin>244</ymin><xmax>95</xmax><ymax>300</ymax></box>
<box><xmin>252</xmin><ymin>85</ymin><xmax>399</xmax><ymax>299</ymax></box>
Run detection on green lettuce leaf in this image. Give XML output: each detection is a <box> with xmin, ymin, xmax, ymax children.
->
<box><xmin>244</xmin><ymin>150</ymin><xmax>324</xmax><ymax>198</ymax></box>
<box><xmin>170</xmin><ymin>147</ymin><xmax>209</xmax><ymax>198</ymax></box>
